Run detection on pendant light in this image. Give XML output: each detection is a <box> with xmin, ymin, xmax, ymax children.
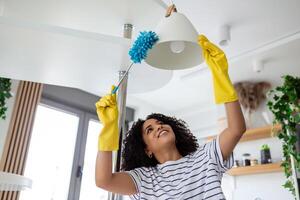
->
<box><xmin>145</xmin><ymin>4</ymin><xmax>203</xmax><ymax>70</ymax></box>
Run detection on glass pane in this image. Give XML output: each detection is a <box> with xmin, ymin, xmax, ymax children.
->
<box><xmin>79</xmin><ymin>119</ymin><xmax>108</xmax><ymax>200</ymax></box>
<box><xmin>20</xmin><ymin>104</ymin><xmax>79</xmax><ymax>200</ymax></box>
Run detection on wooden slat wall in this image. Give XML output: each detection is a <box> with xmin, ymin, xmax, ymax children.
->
<box><xmin>0</xmin><ymin>81</ymin><xmax>43</xmax><ymax>200</ymax></box>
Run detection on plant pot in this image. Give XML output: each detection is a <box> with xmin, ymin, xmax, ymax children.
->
<box><xmin>261</xmin><ymin>149</ymin><xmax>272</xmax><ymax>164</ymax></box>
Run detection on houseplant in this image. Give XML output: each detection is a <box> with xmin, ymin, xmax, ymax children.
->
<box><xmin>0</xmin><ymin>77</ymin><xmax>13</xmax><ymax>120</ymax></box>
<box><xmin>267</xmin><ymin>75</ymin><xmax>300</xmax><ymax>197</ymax></box>
<box><xmin>260</xmin><ymin>144</ymin><xmax>272</xmax><ymax>164</ymax></box>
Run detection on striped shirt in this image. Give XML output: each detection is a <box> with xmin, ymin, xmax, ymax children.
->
<box><xmin>126</xmin><ymin>136</ymin><xmax>233</xmax><ymax>200</ymax></box>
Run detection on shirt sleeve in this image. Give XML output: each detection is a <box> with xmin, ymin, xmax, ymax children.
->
<box><xmin>125</xmin><ymin>169</ymin><xmax>142</xmax><ymax>200</ymax></box>
<box><xmin>204</xmin><ymin>135</ymin><xmax>234</xmax><ymax>173</ymax></box>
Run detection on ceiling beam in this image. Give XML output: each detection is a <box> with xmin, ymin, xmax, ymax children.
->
<box><xmin>181</xmin><ymin>29</ymin><xmax>300</xmax><ymax>80</ymax></box>
<box><xmin>0</xmin><ymin>16</ymin><xmax>131</xmax><ymax>46</ymax></box>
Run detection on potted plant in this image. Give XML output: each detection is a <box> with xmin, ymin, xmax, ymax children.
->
<box><xmin>267</xmin><ymin>75</ymin><xmax>300</xmax><ymax>197</ymax></box>
<box><xmin>0</xmin><ymin>77</ymin><xmax>13</xmax><ymax>120</ymax></box>
<box><xmin>260</xmin><ymin>144</ymin><xmax>272</xmax><ymax>164</ymax></box>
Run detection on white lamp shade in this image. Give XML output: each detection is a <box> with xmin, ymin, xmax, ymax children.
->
<box><xmin>145</xmin><ymin>12</ymin><xmax>203</xmax><ymax>70</ymax></box>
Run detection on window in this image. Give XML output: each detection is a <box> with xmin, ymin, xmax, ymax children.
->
<box><xmin>18</xmin><ymin>84</ymin><xmax>132</xmax><ymax>200</ymax></box>
<box><xmin>20</xmin><ymin>104</ymin><xmax>79</xmax><ymax>200</ymax></box>
<box><xmin>79</xmin><ymin>119</ymin><xmax>108</xmax><ymax>200</ymax></box>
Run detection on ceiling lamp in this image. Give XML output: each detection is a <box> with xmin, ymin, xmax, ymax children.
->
<box><xmin>253</xmin><ymin>60</ymin><xmax>264</xmax><ymax>73</ymax></box>
<box><xmin>145</xmin><ymin>4</ymin><xmax>203</xmax><ymax>70</ymax></box>
<box><xmin>218</xmin><ymin>25</ymin><xmax>231</xmax><ymax>46</ymax></box>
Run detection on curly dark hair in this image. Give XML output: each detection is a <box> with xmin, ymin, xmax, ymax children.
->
<box><xmin>121</xmin><ymin>113</ymin><xmax>199</xmax><ymax>171</ymax></box>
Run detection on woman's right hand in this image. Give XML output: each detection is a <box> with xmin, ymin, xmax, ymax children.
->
<box><xmin>95</xmin><ymin>86</ymin><xmax>119</xmax><ymax>151</ymax></box>
<box><xmin>95</xmin><ymin>86</ymin><xmax>137</xmax><ymax>196</ymax></box>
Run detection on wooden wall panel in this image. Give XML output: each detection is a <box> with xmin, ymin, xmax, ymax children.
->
<box><xmin>0</xmin><ymin>81</ymin><xmax>43</xmax><ymax>200</ymax></box>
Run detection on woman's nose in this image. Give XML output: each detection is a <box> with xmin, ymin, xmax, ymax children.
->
<box><xmin>156</xmin><ymin>124</ymin><xmax>163</xmax><ymax>132</ymax></box>
<box><xmin>154</xmin><ymin>125</ymin><xmax>162</xmax><ymax>138</ymax></box>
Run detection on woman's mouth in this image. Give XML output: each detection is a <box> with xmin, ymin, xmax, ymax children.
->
<box><xmin>158</xmin><ymin>130</ymin><xmax>168</xmax><ymax>138</ymax></box>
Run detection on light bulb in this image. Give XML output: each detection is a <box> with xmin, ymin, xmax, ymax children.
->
<box><xmin>170</xmin><ymin>41</ymin><xmax>185</xmax><ymax>53</ymax></box>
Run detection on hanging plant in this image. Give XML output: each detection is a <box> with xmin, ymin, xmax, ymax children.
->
<box><xmin>267</xmin><ymin>75</ymin><xmax>300</xmax><ymax>197</ymax></box>
<box><xmin>0</xmin><ymin>77</ymin><xmax>13</xmax><ymax>120</ymax></box>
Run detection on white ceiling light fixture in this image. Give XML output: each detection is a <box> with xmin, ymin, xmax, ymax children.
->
<box><xmin>145</xmin><ymin>4</ymin><xmax>203</xmax><ymax>70</ymax></box>
<box><xmin>218</xmin><ymin>25</ymin><xmax>231</xmax><ymax>46</ymax></box>
<box><xmin>253</xmin><ymin>60</ymin><xmax>264</xmax><ymax>73</ymax></box>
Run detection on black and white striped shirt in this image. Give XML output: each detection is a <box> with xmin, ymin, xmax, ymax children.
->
<box><xmin>126</xmin><ymin>136</ymin><xmax>233</xmax><ymax>200</ymax></box>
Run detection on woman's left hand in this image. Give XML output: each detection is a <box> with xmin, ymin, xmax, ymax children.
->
<box><xmin>198</xmin><ymin>35</ymin><xmax>238</xmax><ymax>104</ymax></box>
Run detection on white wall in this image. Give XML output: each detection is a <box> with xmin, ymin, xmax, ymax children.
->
<box><xmin>127</xmin><ymin>95</ymin><xmax>173</xmax><ymax>121</ymax></box>
<box><xmin>227</xmin><ymin>170</ymin><xmax>293</xmax><ymax>200</ymax></box>
<box><xmin>174</xmin><ymin>104</ymin><xmax>220</xmax><ymax>138</ymax></box>
<box><xmin>0</xmin><ymin>79</ymin><xmax>19</xmax><ymax>160</ymax></box>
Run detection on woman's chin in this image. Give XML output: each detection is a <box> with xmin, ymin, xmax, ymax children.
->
<box><xmin>158</xmin><ymin>136</ymin><xmax>176</xmax><ymax>146</ymax></box>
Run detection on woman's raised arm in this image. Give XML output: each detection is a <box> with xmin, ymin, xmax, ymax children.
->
<box><xmin>95</xmin><ymin>151</ymin><xmax>136</xmax><ymax>195</ymax></box>
<box><xmin>198</xmin><ymin>35</ymin><xmax>246</xmax><ymax>160</ymax></box>
<box><xmin>95</xmin><ymin>86</ymin><xmax>137</xmax><ymax>195</ymax></box>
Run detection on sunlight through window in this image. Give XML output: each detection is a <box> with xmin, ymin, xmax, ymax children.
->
<box><xmin>20</xmin><ymin>104</ymin><xmax>79</xmax><ymax>200</ymax></box>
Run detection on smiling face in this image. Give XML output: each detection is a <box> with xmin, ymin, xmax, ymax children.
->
<box><xmin>142</xmin><ymin>118</ymin><xmax>176</xmax><ymax>157</ymax></box>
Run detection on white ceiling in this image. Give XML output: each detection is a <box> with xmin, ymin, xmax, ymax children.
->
<box><xmin>0</xmin><ymin>0</ymin><xmax>173</xmax><ymax>95</ymax></box>
<box><xmin>0</xmin><ymin>0</ymin><xmax>300</xmax><ymax>119</ymax></box>
<box><xmin>129</xmin><ymin>0</ymin><xmax>300</xmax><ymax>115</ymax></box>
<box><xmin>131</xmin><ymin>37</ymin><xmax>300</xmax><ymax>115</ymax></box>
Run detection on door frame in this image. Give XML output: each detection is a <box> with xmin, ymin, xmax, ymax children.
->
<box><xmin>70</xmin><ymin>112</ymin><xmax>99</xmax><ymax>200</ymax></box>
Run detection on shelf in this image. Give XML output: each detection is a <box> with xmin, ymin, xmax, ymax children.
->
<box><xmin>227</xmin><ymin>162</ymin><xmax>283</xmax><ymax>176</ymax></box>
<box><xmin>206</xmin><ymin>124</ymin><xmax>281</xmax><ymax>143</ymax></box>
<box><xmin>0</xmin><ymin>171</ymin><xmax>32</xmax><ymax>191</ymax></box>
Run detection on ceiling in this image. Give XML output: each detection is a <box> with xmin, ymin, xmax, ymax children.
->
<box><xmin>0</xmin><ymin>0</ymin><xmax>300</xmax><ymax>122</ymax></box>
<box><xmin>129</xmin><ymin>0</ymin><xmax>300</xmax><ymax>116</ymax></box>
<box><xmin>0</xmin><ymin>0</ymin><xmax>173</xmax><ymax>95</ymax></box>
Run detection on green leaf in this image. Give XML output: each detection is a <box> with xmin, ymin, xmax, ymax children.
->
<box><xmin>0</xmin><ymin>78</ymin><xmax>12</xmax><ymax>120</ymax></box>
<box><xmin>278</xmin><ymin>132</ymin><xmax>285</xmax><ymax>139</ymax></box>
<box><xmin>267</xmin><ymin>101</ymin><xmax>273</xmax><ymax>107</ymax></box>
<box><xmin>294</xmin><ymin>113</ymin><xmax>300</xmax><ymax>123</ymax></box>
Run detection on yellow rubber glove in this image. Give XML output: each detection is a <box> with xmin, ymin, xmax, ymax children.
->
<box><xmin>95</xmin><ymin>86</ymin><xmax>119</xmax><ymax>151</ymax></box>
<box><xmin>198</xmin><ymin>35</ymin><xmax>238</xmax><ymax>104</ymax></box>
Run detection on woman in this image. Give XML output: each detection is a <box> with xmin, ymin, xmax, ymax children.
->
<box><xmin>95</xmin><ymin>35</ymin><xmax>246</xmax><ymax>199</ymax></box>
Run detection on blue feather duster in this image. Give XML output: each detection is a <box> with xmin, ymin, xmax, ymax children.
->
<box><xmin>129</xmin><ymin>31</ymin><xmax>159</xmax><ymax>63</ymax></box>
<box><xmin>112</xmin><ymin>31</ymin><xmax>159</xmax><ymax>94</ymax></box>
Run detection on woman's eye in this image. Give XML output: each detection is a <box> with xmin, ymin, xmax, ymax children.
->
<box><xmin>147</xmin><ymin>128</ymin><xmax>153</xmax><ymax>134</ymax></box>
